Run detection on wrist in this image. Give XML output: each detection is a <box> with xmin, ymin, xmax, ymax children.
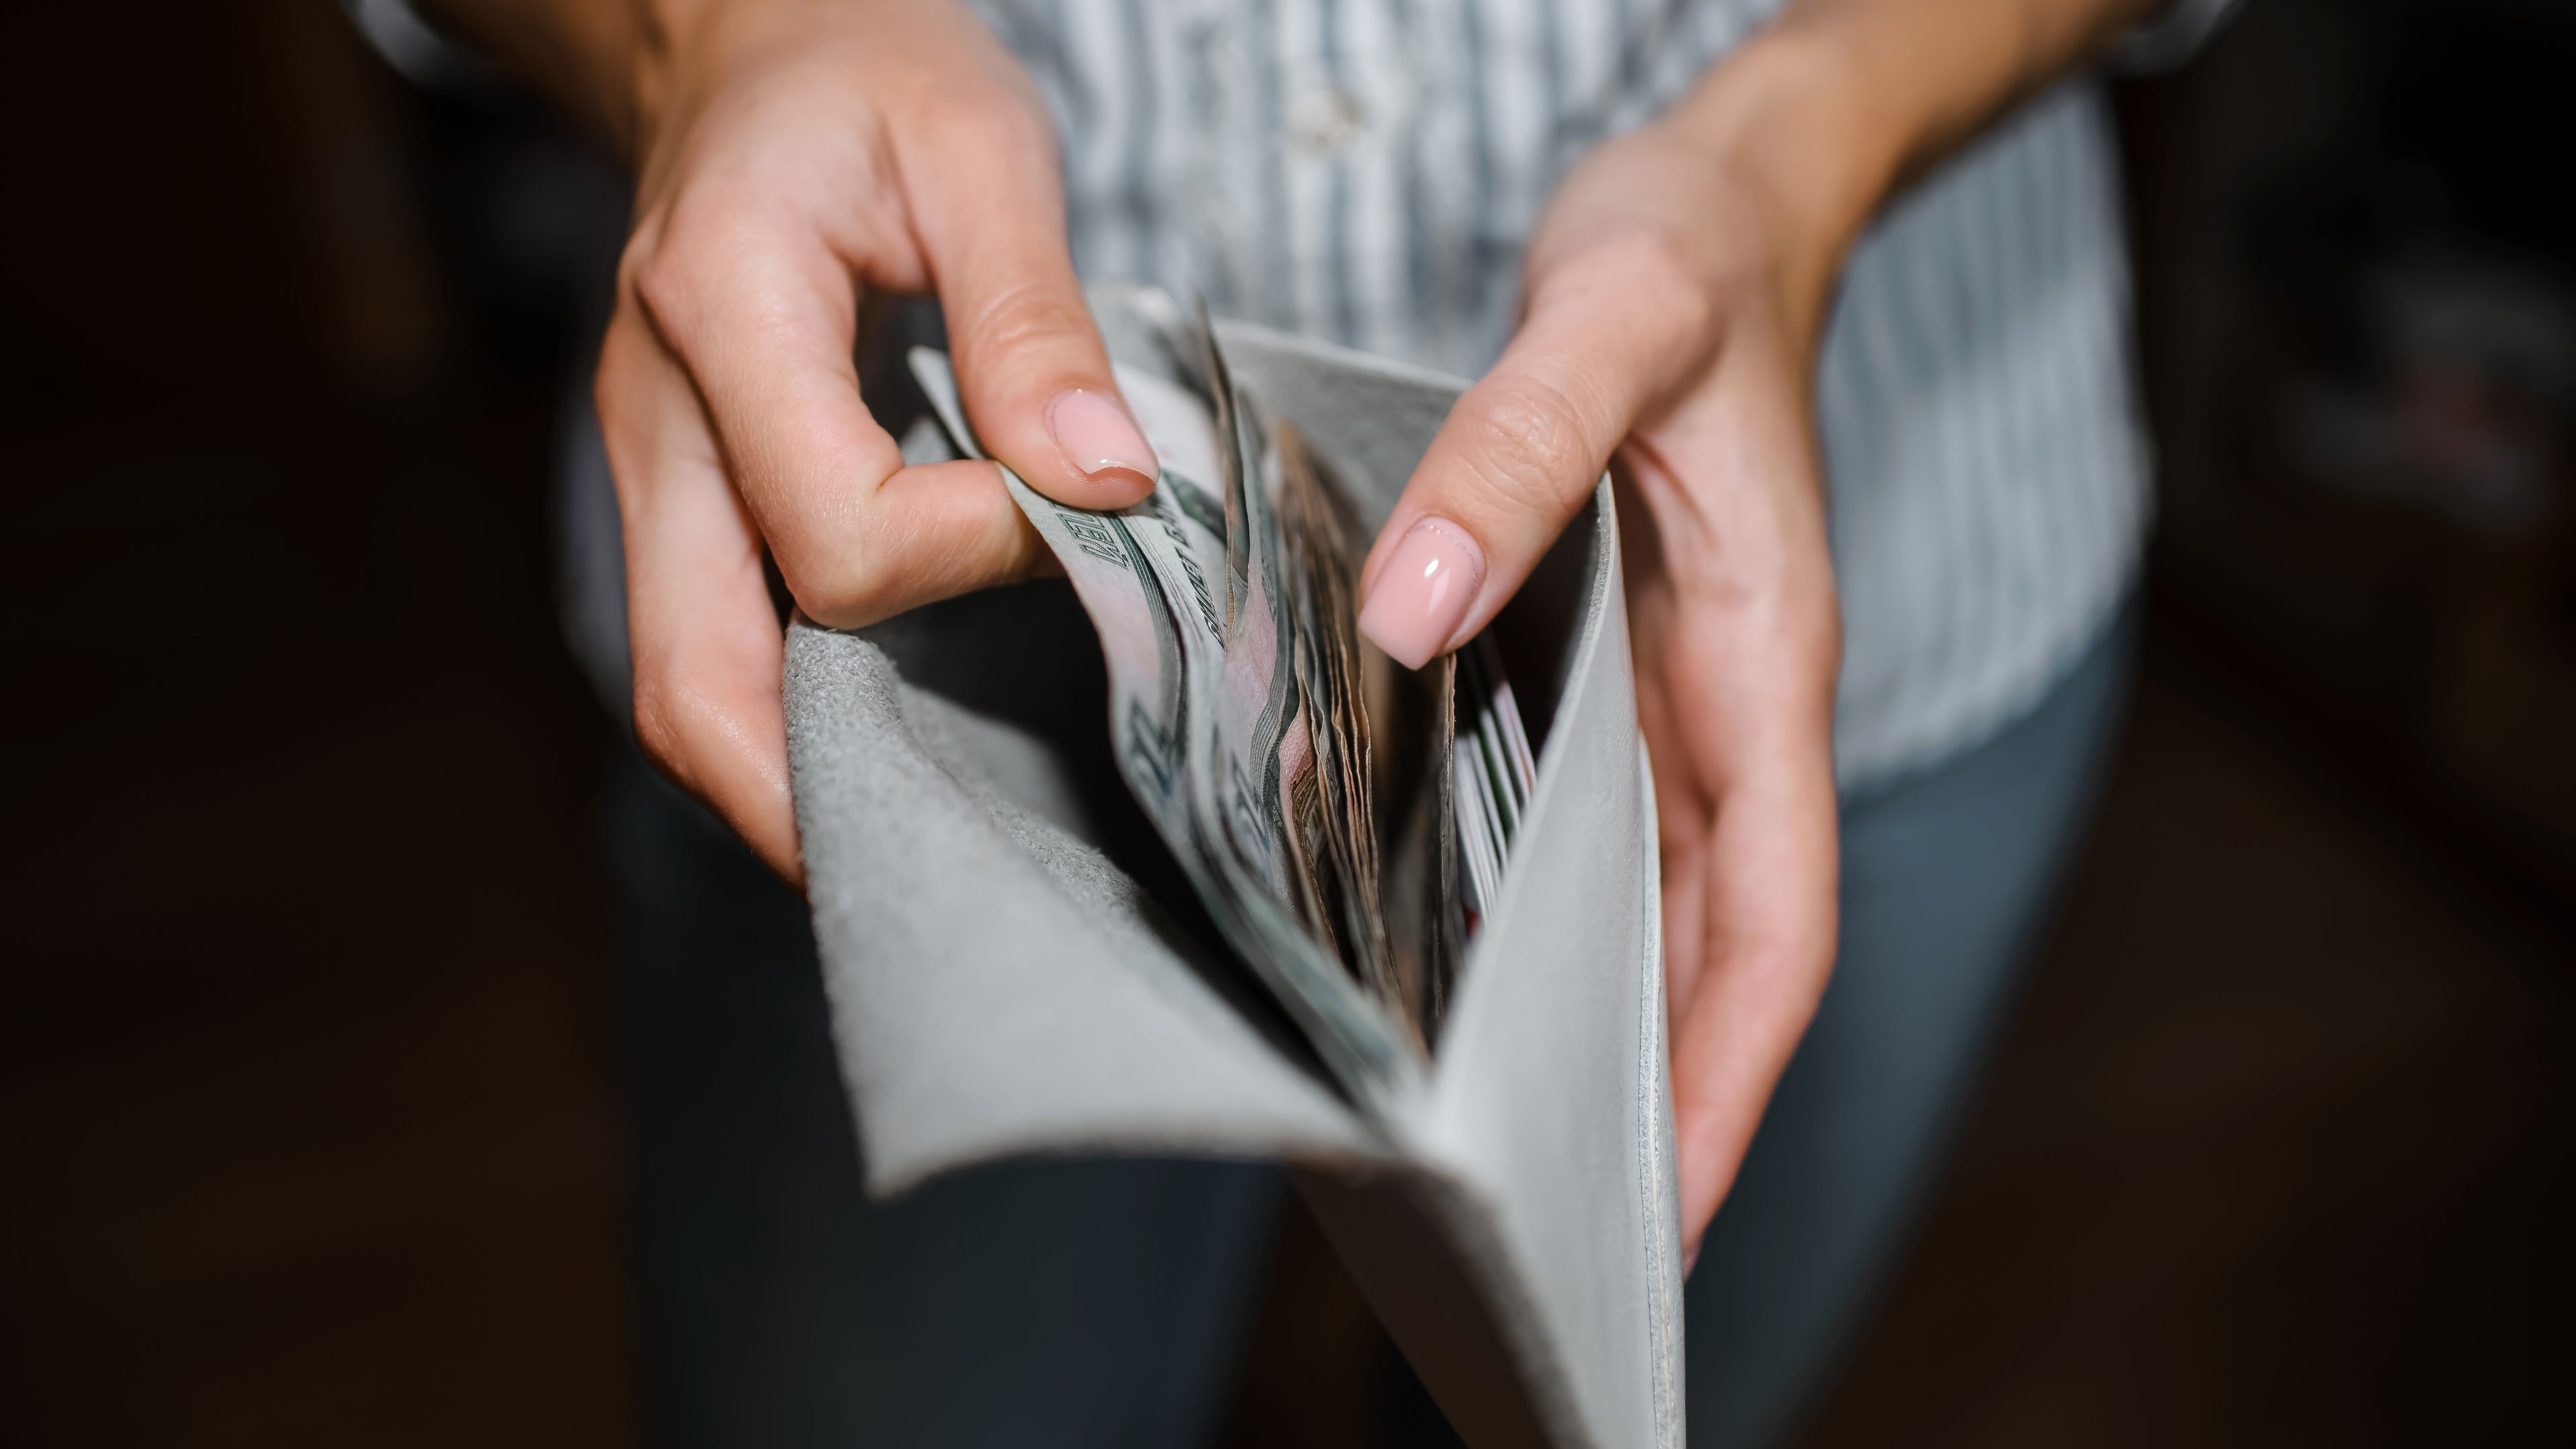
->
<box><xmin>1660</xmin><ymin>30</ymin><xmax>1907</xmax><ymax>335</ymax></box>
<box><xmin>625</xmin><ymin>0</ymin><xmax>821</xmax><ymax>162</ymax></box>
<box><xmin>625</xmin><ymin>0</ymin><xmax>987</xmax><ymax>182</ymax></box>
<box><xmin>1665</xmin><ymin>0</ymin><xmax>2163</xmax><ymax>323</ymax></box>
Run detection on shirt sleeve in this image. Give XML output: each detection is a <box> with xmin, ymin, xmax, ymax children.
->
<box><xmin>2106</xmin><ymin>0</ymin><xmax>2245</xmax><ymax>74</ymax></box>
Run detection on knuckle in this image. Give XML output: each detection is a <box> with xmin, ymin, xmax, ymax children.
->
<box><xmin>953</xmin><ymin>276</ymin><xmax>1093</xmax><ymax>366</ymax></box>
<box><xmin>917</xmin><ymin>88</ymin><xmax>1058</xmax><ymax>168</ymax></box>
<box><xmin>626</xmin><ymin>228</ymin><xmax>694</xmax><ymax>339</ymax></box>
<box><xmin>629</xmin><ymin>672</ymin><xmax>692</xmax><ymax>786</ymax></box>
<box><xmin>779</xmin><ymin>547</ymin><xmax>894</xmax><ymax>631</ymax></box>
<box><xmin>614</xmin><ymin>211</ymin><xmax>663</xmax><ymax>296</ymax></box>
<box><xmin>616</xmin><ymin>203</ymin><xmax>677</xmax><ymax>300</ymax></box>
<box><xmin>1465</xmin><ymin>373</ymin><xmax>1603</xmax><ymax>513</ymax></box>
<box><xmin>1616</xmin><ymin>229</ymin><xmax>1720</xmax><ymax>334</ymax></box>
<box><xmin>1603</xmin><ymin>226</ymin><xmax>1707</xmax><ymax>294</ymax></box>
<box><xmin>625</xmin><ymin>192</ymin><xmax>783</xmax><ymax>342</ymax></box>
<box><xmin>1539</xmin><ymin>228</ymin><xmax>1721</xmax><ymax>352</ymax></box>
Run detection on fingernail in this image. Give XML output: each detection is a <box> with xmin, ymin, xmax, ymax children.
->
<box><xmin>1046</xmin><ymin>388</ymin><xmax>1159</xmax><ymax>493</ymax></box>
<box><xmin>1359</xmin><ymin>517</ymin><xmax>1485</xmax><ymax>669</ymax></box>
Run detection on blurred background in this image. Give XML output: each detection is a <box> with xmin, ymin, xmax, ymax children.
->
<box><xmin>3</xmin><ymin>0</ymin><xmax>2570</xmax><ymax>1444</ymax></box>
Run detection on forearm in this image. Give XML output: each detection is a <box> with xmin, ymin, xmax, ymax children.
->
<box><xmin>1668</xmin><ymin>0</ymin><xmax>2163</xmax><ymax>329</ymax></box>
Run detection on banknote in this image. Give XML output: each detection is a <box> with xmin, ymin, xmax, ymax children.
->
<box><xmin>1453</xmin><ymin>635</ymin><xmax>1538</xmax><ymax>934</ymax></box>
<box><xmin>906</xmin><ymin>315</ymin><xmax>1529</xmax><ymax>1099</ymax></box>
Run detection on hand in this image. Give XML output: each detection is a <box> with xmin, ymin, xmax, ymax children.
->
<box><xmin>594</xmin><ymin>0</ymin><xmax>1161</xmax><ymax>881</ymax></box>
<box><xmin>1360</xmin><ymin>0</ymin><xmax>2164</xmax><ymax>1253</ymax></box>
<box><xmin>1356</xmin><ymin>81</ymin><xmax>1848</xmax><ymax>1260</ymax></box>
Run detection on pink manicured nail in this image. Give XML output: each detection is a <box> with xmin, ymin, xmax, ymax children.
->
<box><xmin>1046</xmin><ymin>388</ymin><xmax>1159</xmax><ymax>492</ymax></box>
<box><xmin>1358</xmin><ymin>517</ymin><xmax>1485</xmax><ymax>669</ymax></box>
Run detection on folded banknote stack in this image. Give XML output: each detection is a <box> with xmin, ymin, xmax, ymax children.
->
<box><xmin>786</xmin><ymin>284</ymin><xmax>1680</xmax><ymax>1448</ymax></box>
<box><xmin>908</xmin><ymin>301</ymin><xmax>1541</xmax><ymax>1107</ymax></box>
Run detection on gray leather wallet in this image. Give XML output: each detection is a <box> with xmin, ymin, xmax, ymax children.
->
<box><xmin>784</xmin><ymin>293</ymin><xmax>1681</xmax><ymax>1448</ymax></box>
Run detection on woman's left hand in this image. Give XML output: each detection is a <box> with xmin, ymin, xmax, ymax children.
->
<box><xmin>1356</xmin><ymin>99</ymin><xmax>1844</xmax><ymax>1258</ymax></box>
<box><xmin>1360</xmin><ymin>0</ymin><xmax>2163</xmax><ymax>1248</ymax></box>
<box><xmin>1359</xmin><ymin>0</ymin><xmax>2163</xmax><ymax>1256</ymax></box>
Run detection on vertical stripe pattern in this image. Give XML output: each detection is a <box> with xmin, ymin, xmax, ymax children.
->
<box><xmin>972</xmin><ymin>0</ymin><xmax>2153</xmax><ymax>791</ymax></box>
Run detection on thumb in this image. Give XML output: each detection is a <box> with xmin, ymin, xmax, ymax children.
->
<box><xmin>900</xmin><ymin>107</ymin><xmax>1161</xmax><ymax>513</ymax></box>
<box><xmin>1358</xmin><ymin>274</ymin><xmax>1705</xmax><ymax>668</ymax></box>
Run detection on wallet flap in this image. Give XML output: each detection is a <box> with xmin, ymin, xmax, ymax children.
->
<box><xmin>786</xmin><ymin>603</ymin><xmax>1383</xmax><ymax>1194</ymax></box>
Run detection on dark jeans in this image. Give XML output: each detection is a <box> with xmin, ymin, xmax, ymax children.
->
<box><xmin>603</xmin><ymin>602</ymin><xmax>2135</xmax><ymax>1448</ymax></box>
<box><xmin>604</xmin><ymin>762</ymin><xmax>1279</xmax><ymax>1448</ymax></box>
<box><xmin>1684</xmin><ymin>600</ymin><xmax>2139</xmax><ymax>1446</ymax></box>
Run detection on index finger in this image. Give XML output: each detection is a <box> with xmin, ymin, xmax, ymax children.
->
<box><xmin>629</xmin><ymin>198</ymin><xmax>1048</xmax><ymax>631</ymax></box>
<box><xmin>1358</xmin><ymin>243</ymin><xmax>1716</xmax><ymax>667</ymax></box>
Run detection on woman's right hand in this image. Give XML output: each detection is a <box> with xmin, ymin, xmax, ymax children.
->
<box><xmin>593</xmin><ymin>0</ymin><xmax>1158</xmax><ymax>881</ymax></box>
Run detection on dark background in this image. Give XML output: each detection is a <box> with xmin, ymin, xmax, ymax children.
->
<box><xmin>3</xmin><ymin>1</ymin><xmax>2571</xmax><ymax>1444</ymax></box>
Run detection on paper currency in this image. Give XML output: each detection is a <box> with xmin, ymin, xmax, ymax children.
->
<box><xmin>906</xmin><ymin>310</ymin><xmax>1531</xmax><ymax>1102</ymax></box>
<box><xmin>1453</xmin><ymin>635</ymin><xmax>1537</xmax><ymax>934</ymax></box>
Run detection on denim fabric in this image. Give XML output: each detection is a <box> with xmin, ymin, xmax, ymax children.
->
<box><xmin>604</xmin><ymin>759</ymin><xmax>1281</xmax><ymax>1449</ymax></box>
<box><xmin>604</xmin><ymin>598</ymin><xmax>2133</xmax><ymax>1447</ymax></box>
<box><xmin>1682</xmin><ymin>598</ymin><xmax>2139</xmax><ymax>1448</ymax></box>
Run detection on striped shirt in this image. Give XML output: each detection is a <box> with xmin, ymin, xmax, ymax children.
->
<box><xmin>358</xmin><ymin>0</ymin><xmax>2235</xmax><ymax>791</ymax></box>
<box><xmin>972</xmin><ymin>0</ymin><xmax>2224</xmax><ymax>789</ymax></box>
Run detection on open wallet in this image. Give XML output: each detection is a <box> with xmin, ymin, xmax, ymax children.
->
<box><xmin>784</xmin><ymin>284</ymin><xmax>1682</xmax><ymax>1449</ymax></box>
